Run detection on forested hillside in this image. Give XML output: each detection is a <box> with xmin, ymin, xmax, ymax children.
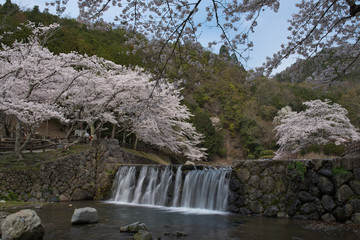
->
<box><xmin>1</xmin><ymin>1</ymin><xmax>359</xmax><ymax>162</ymax></box>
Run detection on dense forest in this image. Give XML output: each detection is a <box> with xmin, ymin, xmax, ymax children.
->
<box><xmin>1</xmin><ymin>1</ymin><xmax>359</xmax><ymax>162</ymax></box>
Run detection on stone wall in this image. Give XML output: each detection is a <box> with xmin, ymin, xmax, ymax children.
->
<box><xmin>229</xmin><ymin>158</ymin><xmax>360</xmax><ymax>223</ymax></box>
<box><xmin>0</xmin><ymin>139</ymin><xmax>159</xmax><ymax>202</ymax></box>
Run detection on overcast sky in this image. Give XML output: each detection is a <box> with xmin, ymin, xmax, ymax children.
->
<box><xmin>2</xmin><ymin>0</ymin><xmax>300</xmax><ymax>73</ymax></box>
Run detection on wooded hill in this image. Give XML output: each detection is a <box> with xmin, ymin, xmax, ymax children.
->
<box><xmin>1</xmin><ymin>1</ymin><xmax>359</xmax><ymax>162</ymax></box>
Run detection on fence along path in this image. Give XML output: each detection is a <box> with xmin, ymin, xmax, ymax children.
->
<box><xmin>0</xmin><ymin>136</ymin><xmax>78</xmax><ymax>153</ymax></box>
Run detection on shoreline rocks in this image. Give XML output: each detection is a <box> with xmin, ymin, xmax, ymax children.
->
<box><xmin>0</xmin><ymin>209</ymin><xmax>45</xmax><ymax>240</ymax></box>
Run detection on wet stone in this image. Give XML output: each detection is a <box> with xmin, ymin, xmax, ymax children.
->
<box><xmin>321</xmin><ymin>213</ymin><xmax>336</xmax><ymax>222</ymax></box>
<box><xmin>333</xmin><ymin>204</ymin><xmax>353</xmax><ymax>222</ymax></box>
<box><xmin>318</xmin><ymin>168</ymin><xmax>332</xmax><ymax>177</ymax></box>
<box><xmin>263</xmin><ymin>206</ymin><xmax>279</xmax><ymax>217</ymax></box>
<box><xmin>349</xmin><ymin>180</ymin><xmax>360</xmax><ymax>196</ymax></box>
<box><xmin>335</xmin><ymin>185</ymin><xmax>354</xmax><ymax>203</ymax></box>
<box><xmin>321</xmin><ymin>195</ymin><xmax>336</xmax><ymax>212</ymax></box>
<box><xmin>318</xmin><ymin>176</ymin><xmax>334</xmax><ymax>194</ymax></box>
<box><xmin>236</xmin><ymin>169</ymin><xmax>250</xmax><ymax>183</ymax></box>
<box><xmin>300</xmin><ymin>203</ymin><xmax>316</xmax><ymax>215</ymax></box>
<box><xmin>297</xmin><ymin>191</ymin><xmax>314</xmax><ymax>203</ymax></box>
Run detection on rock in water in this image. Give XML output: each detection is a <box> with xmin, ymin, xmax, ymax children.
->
<box><xmin>120</xmin><ymin>222</ymin><xmax>148</xmax><ymax>232</ymax></box>
<box><xmin>1</xmin><ymin>209</ymin><xmax>45</xmax><ymax>240</ymax></box>
<box><xmin>134</xmin><ymin>229</ymin><xmax>153</xmax><ymax>240</ymax></box>
<box><xmin>71</xmin><ymin>207</ymin><xmax>98</xmax><ymax>224</ymax></box>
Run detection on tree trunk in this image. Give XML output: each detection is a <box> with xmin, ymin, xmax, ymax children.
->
<box><xmin>134</xmin><ymin>135</ymin><xmax>138</xmax><ymax>150</ymax></box>
<box><xmin>122</xmin><ymin>132</ymin><xmax>126</xmax><ymax>146</ymax></box>
<box><xmin>14</xmin><ymin>118</ymin><xmax>22</xmax><ymax>158</ymax></box>
<box><xmin>111</xmin><ymin>124</ymin><xmax>116</xmax><ymax>139</ymax></box>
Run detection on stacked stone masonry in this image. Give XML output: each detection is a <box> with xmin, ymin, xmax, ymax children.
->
<box><xmin>229</xmin><ymin>158</ymin><xmax>360</xmax><ymax>223</ymax></box>
<box><xmin>0</xmin><ymin>139</ymin><xmax>156</xmax><ymax>203</ymax></box>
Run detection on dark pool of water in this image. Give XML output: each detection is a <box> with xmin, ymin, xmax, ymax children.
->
<box><xmin>34</xmin><ymin>201</ymin><xmax>359</xmax><ymax>240</ymax></box>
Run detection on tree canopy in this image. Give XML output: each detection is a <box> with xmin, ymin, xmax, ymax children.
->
<box><xmin>43</xmin><ymin>0</ymin><xmax>360</xmax><ymax>85</ymax></box>
<box><xmin>274</xmin><ymin>99</ymin><xmax>360</xmax><ymax>159</ymax></box>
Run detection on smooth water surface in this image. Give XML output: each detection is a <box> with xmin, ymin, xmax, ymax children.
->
<box><xmin>35</xmin><ymin>201</ymin><xmax>359</xmax><ymax>240</ymax></box>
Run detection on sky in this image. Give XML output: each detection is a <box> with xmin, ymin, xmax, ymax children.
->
<box><xmin>2</xmin><ymin>0</ymin><xmax>301</xmax><ymax>73</ymax></box>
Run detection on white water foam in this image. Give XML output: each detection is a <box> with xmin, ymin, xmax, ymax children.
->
<box><xmin>110</xmin><ymin>165</ymin><xmax>231</xmax><ymax>213</ymax></box>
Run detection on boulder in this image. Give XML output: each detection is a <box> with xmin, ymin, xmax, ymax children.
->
<box><xmin>351</xmin><ymin>213</ymin><xmax>360</xmax><ymax>224</ymax></box>
<box><xmin>59</xmin><ymin>193</ymin><xmax>72</xmax><ymax>202</ymax></box>
<box><xmin>297</xmin><ymin>191</ymin><xmax>314</xmax><ymax>203</ymax></box>
<box><xmin>1</xmin><ymin>209</ymin><xmax>45</xmax><ymax>240</ymax></box>
<box><xmin>321</xmin><ymin>213</ymin><xmax>335</xmax><ymax>222</ymax></box>
<box><xmin>333</xmin><ymin>172</ymin><xmax>353</xmax><ymax>187</ymax></box>
<box><xmin>349</xmin><ymin>180</ymin><xmax>360</xmax><ymax>196</ymax></box>
<box><xmin>236</xmin><ymin>169</ymin><xmax>250</xmax><ymax>183</ymax></box>
<box><xmin>333</xmin><ymin>204</ymin><xmax>353</xmax><ymax>222</ymax></box>
<box><xmin>259</xmin><ymin>176</ymin><xmax>275</xmax><ymax>194</ymax></box>
<box><xmin>238</xmin><ymin>208</ymin><xmax>252</xmax><ymax>215</ymax></box>
<box><xmin>134</xmin><ymin>230</ymin><xmax>153</xmax><ymax>240</ymax></box>
<box><xmin>286</xmin><ymin>195</ymin><xmax>301</xmax><ymax>216</ymax></box>
<box><xmin>318</xmin><ymin>168</ymin><xmax>332</xmax><ymax>177</ymax></box>
<box><xmin>120</xmin><ymin>222</ymin><xmax>148</xmax><ymax>233</ymax></box>
<box><xmin>349</xmin><ymin>199</ymin><xmax>360</xmax><ymax>212</ymax></box>
<box><xmin>300</xmin><ymin>203</ymin><xmax>316</xmax><ymax>215</ymax></box>
<box><xmin>248</xmin><ymin>189</ymin><xmax>262</xmax><ymax>201</ymax></box>
<box><xmin>229</xmin><ymin>178</ymin><xmax>240</xmax><ymax>192</ymax></box>
<box><xmin>263</xmin><ymin>206</ymin><xmax>279</xmax><ymax>217</ymax></box>
<box><xmin>71</xmin><ymin>189</ymin><xmax>93</xmax><ymax>201</ymax></box>
<box><xmin>248</xmin><ymin>201</ymin><xmax>264</xmax><ymax>214</ymax></box>
<box><xmin>71</xmin><ymin>207</ymin><xmax>98</xmax><ymax>224</ymax></box>
<box><xmin>248</xmin><ymin>175</ymin><xmax>260</xmax><ymax>188</ymax></box>
<box><xmin>317</xmin><ymin>177</ymin><xmax>334</xmax><ymax>194</ymax></box>
<box><xmin>0</xmin><ymin>212</ymin><xmax>10</xmax><ymax>237</ymax></box>
<box><xmin>335</xmin><ymin>185</ymin><xmax>354</xmax><ymax>203</ymax></box>
<box><xmin>321</xmin><ymin>195</ymin><xmax>336</xmax><ymax>211</ymax></box>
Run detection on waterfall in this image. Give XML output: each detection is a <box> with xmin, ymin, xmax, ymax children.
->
<box><xmin>110</xmin><ymin>165</ymin><xmax>231</xmax><ymax>212</ymax></box>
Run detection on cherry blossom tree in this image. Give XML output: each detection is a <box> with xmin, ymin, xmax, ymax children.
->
<box><xmin>0</xmin><ymin>22</ymin><xmax>73</xmax><ymax>157</ymax></box>
<box><xmin>0</xmin><ymin>22</ymin><xmax>206</xmax><ymax>160</ymax></box>
<box><xmin>274</xmin><ymin>99</ymin><xmax>360</xmax><ymax>159</ymax></box>
<box><xmin>45</xmin><ymin>0</ymin><xmax>360</xmax><ymax>84</ymax></box>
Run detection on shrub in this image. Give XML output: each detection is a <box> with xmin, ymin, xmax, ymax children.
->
<box><xmin>323</xmin><ymin>143</ymin><xmax>346</xmax><ymax>156</ymax></box>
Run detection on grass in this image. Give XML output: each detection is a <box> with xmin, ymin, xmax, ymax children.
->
<box><xmin>121</xmin><ymin>148</ymin><xmax>171</xmax><ymax>165</ymax></box>
<box><xmin>0</xmin><ymin>144</ymin><xmax>91</xmax><ymax>170</ymax></box>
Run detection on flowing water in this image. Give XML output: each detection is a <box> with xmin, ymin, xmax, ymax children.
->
<box><xmin>110</xmin><ymin>166</ymin><xmax>230</xmax><ymax>211</ymax></box>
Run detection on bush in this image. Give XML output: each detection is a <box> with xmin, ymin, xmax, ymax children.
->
<box><xmin>323</xmin><ymin>143</ymin><xmax>346</xmax><ymax>156</ymax></box>
<box><xmin>259</xmin><ymin>150</ymin><xmax>275</xmax><ymax>159</ymax></box>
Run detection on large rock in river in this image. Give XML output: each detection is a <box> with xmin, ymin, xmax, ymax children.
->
<box><xmin>120</xmin><ymin>221</ymin><xmax>148</xmax><ymax>232</ymax></box>
<box><xmin>1</xmin><ymin>209</ymin><xmax>45</xmax><ymax>240</ymax></box>
<box><xmin>71</xmin><ymin>207</ymin><xmax>98</xmax><ymax>224</ymax></box>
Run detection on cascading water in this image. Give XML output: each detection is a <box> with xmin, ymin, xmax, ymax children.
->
<box><xmin>110</xmin><ymin>165</ymin><xmax>231</xmax><ymax>212</ymax></box>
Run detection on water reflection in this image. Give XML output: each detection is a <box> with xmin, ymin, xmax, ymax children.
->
<box><xmin>35</xmin><ymin>201</ymin><xmax>358</xmax><ymax>240</ymax></box>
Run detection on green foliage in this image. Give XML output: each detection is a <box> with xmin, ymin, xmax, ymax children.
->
<box><xmin>287</xmin><ymin>162</ymin><xmax>307</xmax><ymax>181</ymax></box>
<box><xmin>192</xmin><ymin>108</ymin><xmax>226</xmax><ymax>158</ymax></box>
<box><xmin>300</xmin><ymin>143</ymin><xmax>345</xmax><ymax>156</ymax></box>
<box><xmin>323</xmin><ymin>143</ymin><xmax>346</xmax><ymax>156</ymax></box>
<box><xmin>0</xmin><ymin>191</ymin><xmax>19</xmax><ymax>201</ymax></box>
<box><xmin>259</xmin><ymin>150</ymin><xmax>275</xmax><ymax>159</ymax></box>
<box><xmin>332</xmin><ymin>166</ymin><xmax>349</xmax><ymax>177</ymax></box>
